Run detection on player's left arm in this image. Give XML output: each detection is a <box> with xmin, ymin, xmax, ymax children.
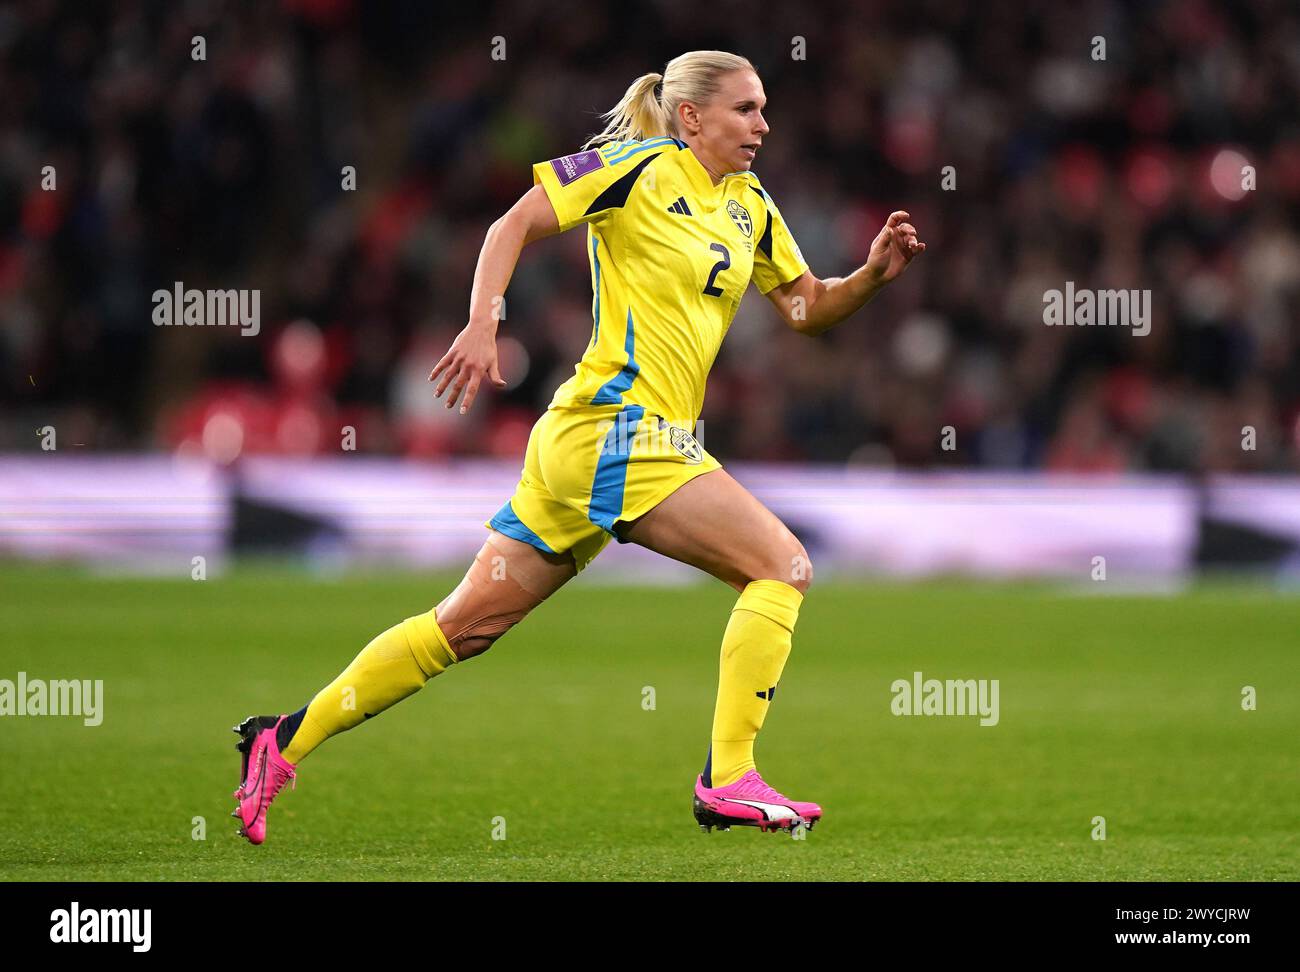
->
<box><xmin>765</xmin><ymin>211</ymin><xmax>926</xmax><ymax>337</ymax></box>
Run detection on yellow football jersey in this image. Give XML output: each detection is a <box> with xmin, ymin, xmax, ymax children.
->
<box><xmin>532</xmin><ymin>136</ymin><xmax>808</xmax><ymax>426</ymax></box>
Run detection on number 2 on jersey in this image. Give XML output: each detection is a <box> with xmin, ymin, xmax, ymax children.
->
<box><xmin>702</xmin><ymin>243</ymin><xmax>730</xmax><ymax>297</ymax></box>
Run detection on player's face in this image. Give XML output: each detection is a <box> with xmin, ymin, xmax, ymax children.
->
<box><xmin>694</xmin><ymin>70</ymin><xmax>769</xmax><ymax>174</ymax></box>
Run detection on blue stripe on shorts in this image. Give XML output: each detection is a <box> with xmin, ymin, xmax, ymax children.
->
<box><xmin>488</xmin><ymin>500</ymin><xmax>558</xmax><ymax>554</ymax></box>
<box><xmin>588</xmin><ymin>403</ymin><xmax>645</xmax><ymax>534</ymax></box>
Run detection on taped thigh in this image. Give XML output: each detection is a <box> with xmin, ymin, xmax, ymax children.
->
<box><xmin>435</xmin><ymin>534</ymin><xmax>567</xmax><ymax>657</ymax></box>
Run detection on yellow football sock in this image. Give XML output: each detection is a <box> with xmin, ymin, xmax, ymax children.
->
<box><xmin>281</xmin><ymin>608</ymin><xmax>458</xmax><ymax>764</ymax></box>
<box><xmin>708</xmin><ymin>579</ymin><xmax>803</xmax><ymax>788</ymax></box>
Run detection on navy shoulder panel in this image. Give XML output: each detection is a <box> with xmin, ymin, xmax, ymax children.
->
<box><xmin>583</xmin><ymin>151</ymin><xmax>667</xmax><ymax>217</ymax></box>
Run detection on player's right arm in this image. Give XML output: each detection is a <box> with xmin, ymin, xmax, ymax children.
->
<box><xmin>433</xmin><ymin>144</ymin><xmax>663</xmax><ymax>413</ymax></box>
<box><xmin>430</xmin><ymin>183</ymin><xmax>561</xmax><ymax>414</ymax></box>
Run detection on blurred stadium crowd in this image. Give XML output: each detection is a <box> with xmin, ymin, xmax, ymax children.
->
<box><xmin>2</xmin><ymin>0</ymin><xmax>1298</xmax><ymax>471</ymax></box>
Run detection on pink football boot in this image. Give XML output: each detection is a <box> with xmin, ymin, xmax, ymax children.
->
<box><xmin>231</xmin><ymin>715</ymin><xmax>297</xmax><ymax>845</ymax></box>
<box><xmin>693</xmin><ymin>769</ymin><xmax>822</xmax><ymax>835</ymax></box>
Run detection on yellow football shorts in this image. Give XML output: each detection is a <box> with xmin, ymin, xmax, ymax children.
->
<box><xmin>484</xmin><ymin>402</ymin><xmax>722</xmax><ymax>571</ymax></box>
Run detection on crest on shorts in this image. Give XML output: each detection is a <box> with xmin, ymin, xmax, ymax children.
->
<box><xmin>668</xmin><ymin>425</ymin><xmax>703</xmax><ymax>464</ymax></box>
<box><xmin>727</xmin><ymin>200</ymin><xmax>753</xmax><ymax>238</ymax></box>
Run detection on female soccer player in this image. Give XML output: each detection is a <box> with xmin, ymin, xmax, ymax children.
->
<box><xmin>232</xmin><ymin>50</ymin><xmax>924</xmax><ymax>843</ymax></box>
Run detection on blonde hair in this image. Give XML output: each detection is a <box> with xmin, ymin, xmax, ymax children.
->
<box><xmin>582</xmin><ymin>50</ymin><xmax>757</xmax><ymax>150</ymax></box>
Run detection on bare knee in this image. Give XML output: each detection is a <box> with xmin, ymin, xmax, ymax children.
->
<box><xmin>742</xmin><ymin>540</ymin><xmax>813</xmax><ymax>596</ymax></box>
<box><xmin>784</xmin><ymin>544</ymin><xmax>813</xmax><ymax>596</ymax></box>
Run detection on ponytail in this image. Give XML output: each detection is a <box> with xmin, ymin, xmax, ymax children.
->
<box><xmin>581</xmin><ymin>51</ymin><xmax>756</xmax><ymax>151</ymax></box>
<box><xmin>582</xmin><ymin>72</ymin><xmax>673</xmax><ymax>150</ymax></box>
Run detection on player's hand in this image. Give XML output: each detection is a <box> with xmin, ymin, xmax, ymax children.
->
<box><xmin>865</xmin><ymin>210</ymin><xmax>926</xmax><ymax>286</ymax></box>
<box><xmin>428</xmin><ymin>323</ymin><xmax>507</xmax><ymax>414</ymax></box>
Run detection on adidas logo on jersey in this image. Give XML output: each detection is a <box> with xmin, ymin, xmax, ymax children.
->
<box><xmin>667</xmin><ymin>196</ymin><xmax>692</xmax><ymax>216</ymax></box>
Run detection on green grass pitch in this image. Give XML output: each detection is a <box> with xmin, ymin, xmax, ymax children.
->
<box><xmin>1</xmin><ymin>565</ymin><xmax>1296</xmax><ymax>881</ymax></box>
